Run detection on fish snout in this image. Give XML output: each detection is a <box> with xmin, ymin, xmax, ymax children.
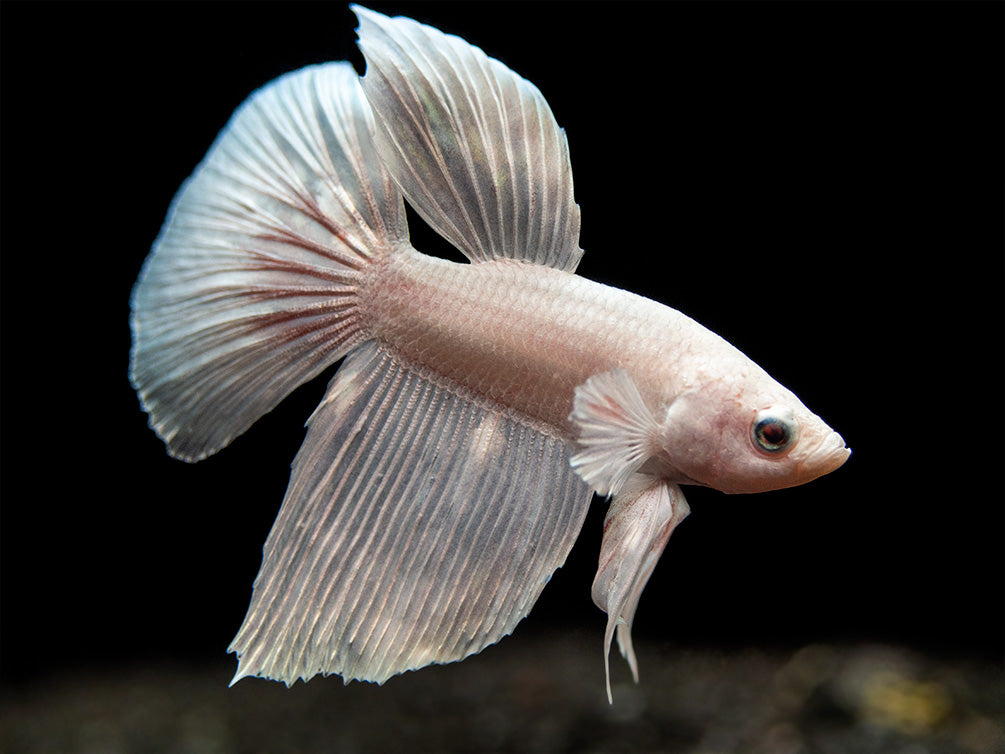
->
<box><xmin>798</xmin><ymin>429</ymin><xmax>850</xmax><ymax>481</ymax></box>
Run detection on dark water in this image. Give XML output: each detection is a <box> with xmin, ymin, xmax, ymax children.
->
<box><xmin>3</xmin><ymin>635</ymin><xmax>1001</xmax><ymax>753</ymax></box>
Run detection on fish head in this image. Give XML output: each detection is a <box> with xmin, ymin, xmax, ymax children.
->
<box><xmin>660</xmin><ymin>369</ymin><xmax>850</xmax><ymax>494</ymax></box>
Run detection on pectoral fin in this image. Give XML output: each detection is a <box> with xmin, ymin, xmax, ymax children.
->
<box><xmin>568</xmin><ymin>369</ymin><xmax>661</xmax><ymax>497</ymax></box>
<box><xmin>592</xmin><ymin>475</ymin><xmax>690</xmax><ymax>703</ymax></box>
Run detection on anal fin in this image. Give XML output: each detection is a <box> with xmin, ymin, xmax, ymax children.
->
<box><xmin>229</xmin><ymin>341</ymin><xmax>593</xmax><ymax>685</ymax></box>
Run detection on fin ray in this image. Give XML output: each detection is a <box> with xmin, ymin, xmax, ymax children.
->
<box><xmin>592</xmin><ymin>475</ymin><xmax>690</xmax><ymax>703</ymax></box>
<box><xmin>569</xmin><ymin>369</ymin><xmax>662</xmax><ymax>497</ymax></box>
<box><xmin>354</xmin><ymin>6</ymin><xmax>582</xmax><ymax>271</ymax></box>
<box><xmin>130</xmin><ymin>63</ymin><xmax>406</xmax><ymax>461</ymax></box>
<box><xmin>229</xmin><ymin>342</ymin><xmax>594</xmax><ymax>685</ymax></box>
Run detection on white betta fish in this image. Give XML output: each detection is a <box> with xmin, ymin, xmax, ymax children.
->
<box><xmin>130</xmin><ymin>6</ymin><xmax>849</xmax><ymax>701</ymax></box>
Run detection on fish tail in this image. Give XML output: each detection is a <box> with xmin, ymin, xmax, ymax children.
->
<box><xmin>130</xmin><ymin>62</ymin><xmax>407</xmax><ymax>462</ymax></box>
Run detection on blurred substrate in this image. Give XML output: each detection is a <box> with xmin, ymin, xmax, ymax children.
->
<box><xmin>3</xmin><ymin>634</ymin><xmax>1002</xmax><ymax>754</ymax></box>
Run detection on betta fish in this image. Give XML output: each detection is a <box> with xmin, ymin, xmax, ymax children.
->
<box><xmin>130</xmin><ymin>6</ymin><xmax>849</xmax><ymax>702</ymax></box>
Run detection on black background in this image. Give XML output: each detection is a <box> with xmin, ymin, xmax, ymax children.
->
<box><xmin>2</xmin><ymin>0</ymin><xmax>1002</xmax><ymax>689</ymax></box>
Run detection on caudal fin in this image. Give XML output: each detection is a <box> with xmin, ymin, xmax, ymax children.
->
<box><xmin>130</xmin><ymin>63</ymin><xmax>407</xmax><ymax>461</ymax></box>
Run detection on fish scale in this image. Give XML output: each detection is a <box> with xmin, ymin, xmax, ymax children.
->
<box><xmin>368</xmin><ymin>248</ymin><xmax>706</xmax><ymax>435</ymax></box>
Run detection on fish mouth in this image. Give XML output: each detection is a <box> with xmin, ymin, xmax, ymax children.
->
<box><xmin>798</xmin><ymin>430</ymin><xmax>851</xmax><ymax>481</ymax></box>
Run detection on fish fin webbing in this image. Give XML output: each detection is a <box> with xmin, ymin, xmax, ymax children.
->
<box><xmin>591</xmin><ymin>475</ymin><xmax>689</xmax><ymax>703</ymax></box>
<box><xmin>355</xmin><ymin>7</ymin><xmax>583</xmax><ymax>272</ymax></box>
<box><xmin>569</xmin><ymin>369</ymin><xmax>662</xmax><ymax>497</ymax></box>
<box><xmin>130</xmin><ymin>63</ymin><xmax>407</xmax><ymax>461</ymax></box>
<box><xmin>229</xmin><ymin>341</ymin><xmax>593</xmax><ymax>686</ymax></box>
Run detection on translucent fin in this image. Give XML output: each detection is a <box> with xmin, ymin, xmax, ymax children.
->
<box><xmin>592</xmin><ymin>475</ymin><xmax>690</xmax><ymax>704</ymax></box>
<box><xmin>568</xmin><ymin>369</ymin><xmax>661</xmax><ymax>497</ymax></box>
<box><xmin>354</xmin><ymin>6</ymin><xmax>583</xmax><ymax>271</ymax></box>
<box><xmin>130</xmin><ymin>63</ymin><xmax>407</xmax><ymax>461</ymax></box>
<box><xmin>229</xmin><ymin>342</ymin><xmax>593</xmax><ymax>685</ymax></box>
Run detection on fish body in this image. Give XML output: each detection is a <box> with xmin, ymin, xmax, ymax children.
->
<box><xmin>369</xmin><ymin>250</ymin><xmax>692</xmax><ymax>434</ymax></box>
<box><xmin>130</xmin><ymin>7</ymin><xmax>849</xmax><ymax>701</ymax></box>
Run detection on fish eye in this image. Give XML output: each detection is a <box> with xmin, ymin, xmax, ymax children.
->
<box><xmin>751</xmin><ymin>408</ymin><xmax>798</xmax><ymax>454</ymax></box>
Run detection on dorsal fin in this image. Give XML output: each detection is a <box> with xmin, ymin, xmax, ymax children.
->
<box><xmin>354</xmin><ymin>6</ymin><xmax>583</xmax><ymax>271</ymax></box>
